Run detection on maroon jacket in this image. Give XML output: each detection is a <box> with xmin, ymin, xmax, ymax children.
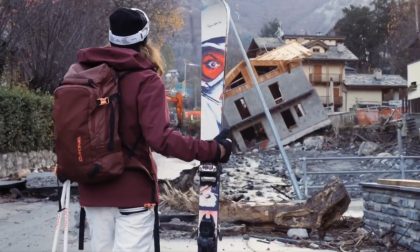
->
<box><xmin>76</xmin><ymin>47</ymin><xmax>219</xmax><ymax>207</ymax></box>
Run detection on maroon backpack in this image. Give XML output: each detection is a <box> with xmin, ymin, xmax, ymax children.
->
<box><xmin>53</xmin><ymin>63</ymin><xmax>125</xmax><ymax>184</ymax></box>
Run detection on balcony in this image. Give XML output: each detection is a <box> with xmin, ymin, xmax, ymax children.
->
<box><xmin>319</xmin><ymin>95</ymin><xmax>343</xmax><ymax>106</ymax></box>
<box><xmin>309</xmin><ymin>73</ymin><xmax>343</xmax><ymax>83</ymax></box>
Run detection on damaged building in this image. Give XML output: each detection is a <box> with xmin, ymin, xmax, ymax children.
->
<box><xmin>248</xmin><ymin>34</ymin><xmax>359</xmax><ymax>112</ymax></box>
<box><xmin>223</xmin><ymin>42</ymin><xmax>331</xmax><ymax>151</ymax></box>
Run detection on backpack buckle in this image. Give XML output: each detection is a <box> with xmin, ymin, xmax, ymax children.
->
<box><xmin>96</xmin><ymin>97</ymin><xmax>110</xmax><ymax>106</ymax></box>
<box><xmin>144</xmin><ymin>203</ymin><xmax>156</xmax><ymax>209</ymax></box>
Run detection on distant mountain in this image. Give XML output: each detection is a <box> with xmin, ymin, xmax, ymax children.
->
<box><xmin>168</xmin><ymin>0</ymin><xmax>371</xmax><ymax>71</ymax></box>
<box><xmin>228</xmin><ymin>0</ymin><xmax>372</xmax><ymax>35</ymax></box>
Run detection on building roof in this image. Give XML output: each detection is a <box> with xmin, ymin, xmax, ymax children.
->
<box><xmin>248</xmin><ymin>36</ymin><xmax>358</xmax><ymax>61</ymax></box>
<box><xmin>283</xmin><ymin>34</ymin><xmax>345</xmax><ymax>41</ymax></box>
<box><xmin>255</xmin><ymin>41</ymin><xmax>312</xmax><ymax>61</ymax></box>
<box><xmin>252</xmin><ymin>37</ymin><xmax>284</xmax><ymax>50</ymax></box>
<box><xmin>307</xmin><ymin>44</ymin><xmax>358</xmax><ymax>61</ymax></box>
<box><xmin>303</xmin><ymin>40</ymin><xmax>329</xmax><ymax>50</ymax></box>
<box><xmin>345</xmin><ymin>73</ymin><xmax>407</xmax><ymax>88</ymax></box>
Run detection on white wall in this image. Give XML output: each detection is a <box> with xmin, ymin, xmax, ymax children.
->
<box><xmin>408</xmin><ymin>61</ymin><xmax>420</xmax><ymax>100</ymax></box>
<box><xmin>345</xmin><ymin>90</ymin><xmax>382</xmax><ymax>110</ymax></box>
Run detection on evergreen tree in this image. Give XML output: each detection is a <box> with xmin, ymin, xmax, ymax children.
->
<box><xmin>333</xmin><ymin>5</ymin><xmax>375</xmax><ymax>72</ymax></box>
<box><xmin>259</xmin><ymin>18</ymin><xmax>282</xmax><ymax>37</ymax></box>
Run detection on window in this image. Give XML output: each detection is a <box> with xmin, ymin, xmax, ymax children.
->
<box><xmin>230</xmin><ymin>72</ymin><xmax>246</xmax><ymax>89</ymax></box>
<box><xmin>268</xmin><ymin>83</ymin><xmax>283</xmax><ymax>104</ymax></box>
<box><xmin>254</xmin><ymin>65</ymin><xmax>277</xmax><ymax>76</ymax></box>
<box><xmin>294</xmin><ymin>104</ymin><xmax>305</xmax><ymax>117</ymax></box>
<box><xmin>240</xmin><ymin>123</ymin><xmax>268</xmax><ymax>148</ymax></box>
<box><xmin>235</xmin><ymin>98</ymin><xmax>251</xmax><ymax>119</ymax></box>
<box><xmin>312</xmin><ymin>48</ymin><xmax>320</xmax><ymax>53</ymax></box>
<box><xmin>281</xmin><ymin>109</ymin><xmax>297</xmax><ymax>130</ymax></box>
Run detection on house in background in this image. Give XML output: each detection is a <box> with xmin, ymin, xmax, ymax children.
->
<box><xmin>248</xmin><ymin>34</ymin><xmax>359</xmax><ymax>112</ymax></box>
<box><xmin>283</xmin><ymin>35</ymin><xmax>358</xmax><ymax>112</ymax></box>
<box><xmin>224</xmin><ymin>42</ymin><xmax>331</xmax><ymax>151</ymax></box>
<box><xmin>407</xmin><ymin>60</ymin><xmax>420</xmax><ymax>112</ymax></box>
<box><xmin>344</xmin><ymin>69</ymin><xmax>407</xmax><ymax>111</ymax></box>
<box><xmin>247</xmin><ymin>37</ymin><xmax>283</xmax><ymax>58</ymax></box>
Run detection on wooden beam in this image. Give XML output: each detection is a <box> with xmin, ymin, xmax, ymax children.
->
<box><xmin>377</xmin><ymin>179</ymin><xmax>420</xmax><ymax>188</ymax></box>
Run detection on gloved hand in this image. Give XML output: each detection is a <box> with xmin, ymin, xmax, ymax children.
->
<box><xmin>214</xmin><ymin>129</ymin><xmax>232</xmax><ymax>163</ymax></box>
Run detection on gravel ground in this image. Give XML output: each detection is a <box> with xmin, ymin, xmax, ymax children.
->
<box><xmin>0</xmin><ymin>198</ymin><xmax>335</xmax><ymax>252</ymax></box>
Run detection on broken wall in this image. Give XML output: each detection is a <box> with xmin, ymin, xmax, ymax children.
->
<box><xmin>224</xmin><ymin>67</ymin><xmax>331</xmax><ymax>151</ymax></box>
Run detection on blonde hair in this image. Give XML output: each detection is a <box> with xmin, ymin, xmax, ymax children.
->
<box><xmin>139</xmin><ymin>42</ymin><xmax>165</xmax><ymax>76</ymax></box>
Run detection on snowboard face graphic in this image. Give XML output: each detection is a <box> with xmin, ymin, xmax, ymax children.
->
<box><xmin>201</xmin><ymin>37</ymin><xmax>227</xmax><ymax>140</ymax></box>
<box><xmin>202</xmin><ymin>37</ymin><xmax>226</xmax><ymax>85</ymax></box>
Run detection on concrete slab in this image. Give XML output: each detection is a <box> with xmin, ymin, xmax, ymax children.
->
<box><xmin>161</xmin><ymin>237</ymin><xmax>334</xmax><ymax>252</ymax></box>
<box><xmin>153</xmin><ymin>152</ymin><xmax>199</xmax><ymax>180</ymax></box>
<box><xmin>343</xmin><ymin>199</ymin><xmax>364</xmax><ymax>218</ymax></box>
<box><xmin>0</xmin><ymin>179</ymin><xmax>25</xmax><ymax>189</ymax></box>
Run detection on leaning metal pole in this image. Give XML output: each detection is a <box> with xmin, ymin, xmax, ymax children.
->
<box><xmin>229</xmin><ymin>17</ymin><xmax>303</xmax><ymax>200</ymax></box>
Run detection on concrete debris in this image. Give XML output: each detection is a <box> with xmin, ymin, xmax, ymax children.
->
<box><xmin>26</xmin><ymin>172</ymin><xmax>76</xmax><ymax>189</ymax></box>
<box><xmin>303</xmin><ymin>136</ymin><xmax>324</xmax><ymax>150</ymax></box>
<box><xmin>358</xmin><ymin>141</ymin><xmax>380</xmax><ymax>156</ymax></box>
<box><xmin>287</xmin><ymin>228</ymin><xmax>309</xmax><ymax>239</ymax></box>
<box><xmin>309</xmin><ymin>243</ymin><xmax>320</xmax><ymax>249</ymax></box>
<box><xmin>26</xmin><ymin>172</ymin><xmax>59</xmax><ymax>188</ymax></box>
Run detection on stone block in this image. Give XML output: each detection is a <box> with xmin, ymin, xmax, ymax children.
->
<box><xmin>390</xmin><ymin>196</ymin><xmax>400</xmax><ymax>207</ymax></box>
<box><xmin>412</xmin><ymin>230</ymin><xmax>420</xmax><ymax>242</ymax></box>
<box><xmin>394</xmin><ymin>225</ymin><xmax>409</xmax><ymax>236</ymax></box>
<box><xmin>362</xmin><ymin>192</ymin><xmax>369</xmax><ymax>201</ymax></box>
<box><xmin>383</xmin><ymin>206</ymin><xmax>399</xmax><ymax>216</ymax></box>
<box><xmin>406</xmin><ymin>210</ymin><xmax>420</xmax><ymax>221</ymax></box>
<box><xmin>412</xmin><ymin>241</ymin><xmax>420</xmax><ymax>252</ymax></box>
<box><xmin>394</xmin><ymin>217</ymin><xmax>407</xmax><ymax>228</ymax></box>
<box><xmin>398</xmin><ymin>208</ymin><xmax>409</xmax><ymax>218</ymax></box>
<box><xmin>363</xmin><ymin>218</ymin><xmax>379</xmax><ymax>230</ymax></box>
<box><xmin>26</xmin><ymin>172</ymin><xmax>76</xmax><ymax>188</ymax></box>
<box><xmin>363</xmin><ymin>210</ymin><xmax>378</xmax><ymax>221</ymax></box>
<box><xmin>401</xmin><ymin>198</ymin><xmax>416</xmax><ymax>209</ymax></box>
<box><xmin>370</xmin><ymin>193</ymin><xmax>390</xmax><ymax>204</ymax></box>
<box><xmin>412</xmin><ymin>222</ymin><xmax>420</xmax><ymax>231</ymax></box>
<box><xmin>372</xmin><ymin>202</ymin><xmax>382</xmax><ymax>212</ymax></box>
<box><xmin>416</xmin><ymin>200</ymin><xmax>420</xmax><ymax>210</ymax></box>
<box><xmin>377</xmin><ymin>221</ymin><xmax>392</xmax><ymax>232</ymax></box>
<box><xmin>364</xmin><ymin>201</ymin><xmax>374</xmax><ymax>211</ymax></box>
<box><xmin>396</xmin><ymin>235</ymin><xmax>412</xmax><ymax>249</ymax></box>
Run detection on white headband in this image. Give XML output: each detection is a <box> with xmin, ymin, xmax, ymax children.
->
<box><xmin>109</xmin><ymin>8</ymin><xmax>150</xmax><ymax>46</ymax></box>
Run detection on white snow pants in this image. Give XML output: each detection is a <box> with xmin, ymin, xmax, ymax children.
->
<box><xmin>84</xmin><ymin>207</ymin><xmax>155</xmax><ymax>252</ymax></box>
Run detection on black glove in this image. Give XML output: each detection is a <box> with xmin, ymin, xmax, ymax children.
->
<box><xmin>214</xmin><ymin>128</ymin><xmax>232</xmax><ymax>163</ymax></box>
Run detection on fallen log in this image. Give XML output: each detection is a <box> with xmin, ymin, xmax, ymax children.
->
<box><xmin>161</xmin><ymin>178</ymin><xmax>350</xmax><ymax>233</ymax></box>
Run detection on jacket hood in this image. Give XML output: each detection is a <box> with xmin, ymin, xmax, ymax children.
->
<box><xmin>77</xmin><ymin>47</ymin><xmax>155</xmax><ymax>71</ymax></box>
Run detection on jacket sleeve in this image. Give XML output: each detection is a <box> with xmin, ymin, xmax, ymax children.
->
<box><xmin>137</xmin><ymin>71</ymin><xmax>220</xmax><ymax>162</ymax></box>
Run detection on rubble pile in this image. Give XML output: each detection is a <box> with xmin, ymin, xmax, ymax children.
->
<box><xmin>165</xmin><ymin>125</ymin><xmax>420</xmax><ymax>204</ymax></box>
<box><xmin>219</xmin><ymin>153</ymin><xmax>293</xmax><ymax>203</ymax></box>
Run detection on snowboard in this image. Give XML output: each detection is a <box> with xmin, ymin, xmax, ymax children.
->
<box><xmin>198</xmin><ymin>1</ymin><xmax>230</xmax><ymax>251</ymax></box>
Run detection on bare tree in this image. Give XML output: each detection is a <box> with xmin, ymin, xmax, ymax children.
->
<box><xmin>387</xmin><ymin>0</ymin><xmax>418</xmax><ymax>76</ymax></box>
<box><xmin>0</xmin><ymin>0</ymin><xmax>24</xmax><ymax>78</ymax></box>
<box><xmin>0</xmin><ymin>0</ymin><xmax>184</xmax><ymax>92</ymax></box>
<box><xmin>5</xmin><ymin>0</ymin><xmax>110</xmax><ymax>92</ymax></box>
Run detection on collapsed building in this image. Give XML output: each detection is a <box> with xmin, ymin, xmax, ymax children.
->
<box><xmin>223</xmin><ymin>42</ymin><xmax>331</xmax><ymax>151</ymax></box>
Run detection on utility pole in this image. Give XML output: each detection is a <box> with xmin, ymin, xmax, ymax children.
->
<box><xmin>229</xmin><ymin>17</ymin><xmax>303</xmax><ymax>200</ymax></box>
<box><xmin>415</xmin><ymin>0</ymin><xmax>419</xmax><ymax>36</ymax></box>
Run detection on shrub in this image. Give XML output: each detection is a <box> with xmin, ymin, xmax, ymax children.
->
<box><xmin>0</xmin><ymin>87</ymin><xmax>53</xmax><ymax>153</ymax></box>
